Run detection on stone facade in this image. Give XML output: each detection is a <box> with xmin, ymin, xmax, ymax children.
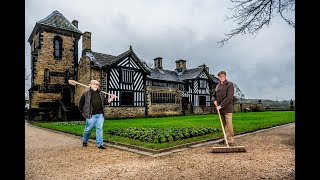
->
<box><xmin>33</xmin><ymin>31</ymin><xmax>76</xmax><ymax>85</ymax></box>
<box><xmin>30</xmin><ymin>92</ymin><xmax>61</xmax><ymax>108</ymax></box>
<box><xmin>28</xmin><ymin>10</ymin><xmax>83</xmax><ymax>121</ymax></box>
<box><xmin>104</xmin><ymin>107</ymin><xmax>145</xmax><ymax>119</ymax></box>
<box><xmin>148</xmin><ymin>104</ymin><xmax>182</xmax><ymax>117</ymax></box>
<box><xmin>146</xmin><ymin>86</ymin><xmax>183</xmax><ymax>117</ymax></box>
<box><xmin>74</xmin><ymin>55</ymin><xmax>102</xmax><ymax>106</ymax></box>
<box><xmin>30</xmin><ymin>31</ymin><xmax>77</xmax><ymax>109</ymax></box>
<box><xmin>233</xmin><ymin>103</ymin><xmax>265</xmax><ymax>112</ymax></box>
<box><xmin>82</xmin><ymin>32</ymin><xmax>91</xmax><ymax>52</ymax></box>
<box><xmin>193</xmin><ymin>106</ymin><xmax>214</xmax><ymax>114</ymax></box>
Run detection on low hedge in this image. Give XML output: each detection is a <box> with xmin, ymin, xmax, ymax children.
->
<box><xmin>107</xmin><ymin>127</ymin><xmax>220</xmax><ymax>143</ymax></box>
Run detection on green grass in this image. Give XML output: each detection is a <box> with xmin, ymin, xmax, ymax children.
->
<box><xmin>31</xmin><ymin>111</ymin><xmax>295</xmax><ymax>149</ymax></box>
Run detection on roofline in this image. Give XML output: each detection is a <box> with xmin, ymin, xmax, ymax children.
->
<box><xmin>199</xmin><ymin>67</ymin><xmax>215</xmax><ymax>83</ymax></box>
<box><xmin>27</xmin><ymin>24</ymin><xmax>40</xmax><ymax>43</ymax></box>
<box><xmin>28</xmin><ymin>23</ymin><xmax>83</xmax><ymax>43</ymax></box>
<box><xmin>146</xmin><ymin>77</ymin><xmax>186</xmax><ymax>84</ymax></box>
<box><xmin>106</xmin><ymin>48</ymin><xmax>150</xmax><ymax>74</ymax></box>
<box><xmin>149</xmin><ymin>68</ymin><xmax>180</xmax><ymax>75</ymax></box>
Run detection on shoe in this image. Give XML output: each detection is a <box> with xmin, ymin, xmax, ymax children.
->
<box><xmin>83</xmin><ymin>142</ymin><xmax>88</xmax><ymax>147</ymax></box>
<box><xmin>97</xmin><ymin>145</ymin><xmax>106</xmax><ymax>149</ymax></box>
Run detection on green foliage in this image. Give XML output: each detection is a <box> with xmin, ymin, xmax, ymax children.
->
<box><xmin>107</xmin><ymin>127</ymin><xmax>219</xmax><ymax>143</ymax></box>
<box><xmin>31</xmin><ymin>111</ymin><xmax>295</xmax><ymax>149</ymax></box>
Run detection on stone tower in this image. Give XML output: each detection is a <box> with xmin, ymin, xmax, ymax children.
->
<box><xmin>27</xmin><ymin>10</ymin><xmax>82</xmax><ymax>120</ymax></box>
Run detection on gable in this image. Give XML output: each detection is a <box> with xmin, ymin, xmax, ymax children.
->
<box><xmin>109</xmin><ymin>50</ymin><xmax>149</xmax><ymax>74</ymax></box>
<box><xmin>197</xmin><ymin>71</ymin><xmax>208</xmax><ymax>79</ymax></box>
<box><xmin>117</xmin><ymin>56</ymin><xmax>141</xmax><ymax>69</ymax></box>
<box><xmin>196</xmin><ymin>68</ymin><xmax>215</xmax><ymax>84</ymax></box>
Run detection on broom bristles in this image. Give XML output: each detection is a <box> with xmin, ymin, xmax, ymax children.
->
<box><xmin>211</xmin><ymin>146</ymin><xmax>246</xmax><ymax>153</ymax></box>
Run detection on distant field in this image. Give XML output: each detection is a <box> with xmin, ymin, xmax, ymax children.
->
<box><xmin>31</xmin><ymin>111</ymin><xmax>295</xmax><ymax>149</ymax></box>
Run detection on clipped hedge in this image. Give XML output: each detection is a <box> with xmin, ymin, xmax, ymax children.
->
<box><xmin>107</xmin><ymin>127</ymin><xmax>220</xmax><ymax>143</ymax></box>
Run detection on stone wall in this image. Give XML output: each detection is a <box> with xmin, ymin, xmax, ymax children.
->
<box><xmin>91</xmin><ymin>68</ymin><xmax>101</xmax><ymax>82</ymax></box>
<box><xmin>74</xmin><ymin>56</ymin><xmax>102</xmax><ymax>106</ymax></box>
<box><xmin>31</xmin><ymin>32</ymin><xmax>39</xmax><ymax>51</ymax></box>
<box><xmin>146</xmin><ymin>86</ymin><xmax>182</xmax><ymax>117</ymax></box>
<box><xmin>82</xmin><ymin>32</ymin><xmax>91</xmax><ymax>51</ymax></box>
<box><xmin>193</xmin><ymin>106</ymin><xmax>214</xmax><ymax>114</ymax></box>
<box><xmin>34</xmin><ymin>31</ymin><xmax>76</xmax><ymax>85</ymax></box>
<box><xmin>30</xmin><ymin>92</ymin><xmax>61</xmax><ymax>108</ymax></box>
<box><xmin>104</xmin><ymin>107</ymin><xmax>145</xmax><ymax>119</ymax></box>
<box><xmin>234</xmin><ymin>103</ymin><xmax>265</xmax><ymax>112</ymax></box>
<box><xmin>75</xmin><ymin>56</ymin><xmax>90</xmax><ymax>106</ymax></box>
<box><xmin>148</xmin><ymin>104</ymin><xmax>182</xmax><ymax>117</ymax></box>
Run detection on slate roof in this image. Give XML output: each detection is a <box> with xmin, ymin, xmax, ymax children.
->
<box><xmin>147</xmin><ymin>66</ymin><xmax>217</xmax><ymax>84</ymax></box>
<box><xmin>86</xmin><ymin>47</ymin><xmax>217</xmax><ymax>84</ymax></box>
<box><xmin>178</xmin><ymin>68</ymin><xmax>204</xmax><ymax>81</ymax></box>
<box><xmin>85</xmin><ymin>47</ymin><xmax>149</xmax><ymax>75</ymax></box>
<box><xmin>85</xmin><ymin>48</ymin><xmax>134</xmax><ymax>68</ymax></box>
<box><xmin>37</xmin><ymin>10</ymin><xmax>82</xmax><ymax>34</ymax></box>
<box><xmin>210</xmin><ymin>74</ymin><xmax>220</xmax><ymax>83</ymax></box>
<box><xmin>86</xmin><ymin>51</ymin><xmax>116</xmax><ymax>68</ymax></box>
<box><xmin>147</xmin><ymin>68</ymin><xmax>183</xmax><ymax>82</ymax></box>
<box><xmin>28</xmin><ymin>10</ymin><xmax>82</xmax><ymax>42</ymax></box>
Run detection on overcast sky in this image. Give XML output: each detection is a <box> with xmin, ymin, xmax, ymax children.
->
<box><xmin>25</xmin><ymin>0</ymin><xmax>295</xmax><ymax>101</ymax></box>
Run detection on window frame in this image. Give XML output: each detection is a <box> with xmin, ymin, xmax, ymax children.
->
<box><xmin>199</xmin><ymin>79</ymin><xmax>207</xmax><ymax>89</ymax></box>
<box><xmin>184</xmin><ymin>84</ymin><xmax>189</xmax><ymax>91</ymax></box>
<box><xmin>64</xmin><ymin>70</ymin><xmax>70</xmax><ymax>84</ymax></box>
<box><xmin>199</xmin><ymin>95</ymin><xmax>206</xmax><ymax>106</ymax></box>
<box><xmin>121</xmin><ymin>69</ymin><xmax>134</xmax><ymax>84</ymax></box>
<box><xmin>120</xmin><ymin>91</ymin><xmax>134</xmax><ymax>106</ymax></box>
<box><xmin>44</xmin><ymin>68</ymin><xmax>50</xmax><ymax>84</ymax></box>
<box><xmin>53</xmin><ymin>36</ymin><xmax>63</xmax><ymax>60</ymax></box>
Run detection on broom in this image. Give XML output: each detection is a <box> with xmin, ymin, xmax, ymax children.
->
<box><xmin>68</xmin><ymin>80</ymin><xmax>117</xmax><ymax>98</ymax></box>
<box><xmin>211</xmin><ymin>106</ymin><xmax>246</xmax><ymax>153</ymax></box>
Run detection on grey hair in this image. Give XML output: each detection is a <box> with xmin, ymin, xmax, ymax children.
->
<box><xmin>90</xmin><ymin>80</ymin><xmax>99</xmax><ymax>85</ymax></box>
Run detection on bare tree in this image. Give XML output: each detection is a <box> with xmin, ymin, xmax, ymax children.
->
<box><xmin>219</xmin><ymin>0</ymin><xmax>295</xmax><ymax>46</ymax></box>
<box><xmin>233</xmin><ymin>83</ymin><xmax>245</xmax><ymax>101</ymax></box>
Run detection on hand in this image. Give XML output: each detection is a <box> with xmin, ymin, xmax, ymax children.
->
<box><xmin>216</xmin><ymin>106</ymin><xmax>222</xmax><ymax>110</ymax></box>
<box><xmin>108</xmin><ymin>94</ymin><xmax>117</xmax><ymax>103</ymax></box>
<box><xmin>214</xmin><ymin>101</ymin><xmax>218</xmax><ymax>107</ymax></box>
<box><xmin>111</xmin><ymin>94</ymin><xmax>117</xmax><ymax>99</ymax></box>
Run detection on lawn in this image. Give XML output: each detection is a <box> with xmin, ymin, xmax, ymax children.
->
<box><xmin>30</xmin><ymin>111</ymin><xmax>295</xmax><ymax>149</ymax></box>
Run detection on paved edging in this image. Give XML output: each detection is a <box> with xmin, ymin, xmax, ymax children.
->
<box><xmin>26</xmin><ymin>121</ymin><xmax>294</xmax><ymax>157</ymax></box>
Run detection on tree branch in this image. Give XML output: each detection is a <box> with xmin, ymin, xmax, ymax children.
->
<box><xmin>218</xmin><ymin>0</ymin><xmax>295</xmax><ymax>46</ymax></box>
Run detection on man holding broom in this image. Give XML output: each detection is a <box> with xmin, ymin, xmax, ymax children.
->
<box><xmin>212</xmin><ymin>71</ymin><xmax>235</xmax><ymax>146</ymax></box>
<box><xmin>79</xmin><ymin>80</ymin><xmax>116</xmax><ymax>149</ymax></box>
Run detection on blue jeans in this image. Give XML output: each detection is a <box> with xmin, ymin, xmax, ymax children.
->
<box><xmin>82</xmin><ymin>114</ymin><xmax>105</xmax><ymax>147</ymax></box>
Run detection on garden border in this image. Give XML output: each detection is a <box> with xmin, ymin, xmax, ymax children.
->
<box><xmin>26</xmin><ymin>121</ymin><xmax>294</xmax><ymax>157</ymax></box>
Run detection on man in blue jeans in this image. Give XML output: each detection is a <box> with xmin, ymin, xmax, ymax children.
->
<box><xmin>79</xmin><ymin>80</ymin><xmax>116</xmax><ymax>149</ymax></box>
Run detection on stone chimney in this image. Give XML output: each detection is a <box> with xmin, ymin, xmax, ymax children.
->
<box><xmin>175</xmin><ymin>59</ymin><xmax>187</xmax><ymax>72</ymax></box>
<box><xmin>154</xmin><ymin>57</ymin><xmax>163</xmax><ymax>69</ymax></box>
<box><xmin>198</xmin><ymin>64</ymin><xmax>209</xmax><ymax>73</ymax></box>
<box><xmin>71</xmin><ymin>20</ymin><xmax>78</xmax><ymax>28</ymax></box>
<box><xmin>82</xmin><ymin>31</ymin><xmax>91</xmax><ymax>53</ymax></box>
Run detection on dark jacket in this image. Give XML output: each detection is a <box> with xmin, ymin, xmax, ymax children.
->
<box><xmin>212</xmin><ymin>80</ymin><xmax>234</xmax><ymax>113</ymax></box>
<box><xmin>79</xmin><ymin>88</ymin><xmax>110</xmax><ymax>119</ymax></box>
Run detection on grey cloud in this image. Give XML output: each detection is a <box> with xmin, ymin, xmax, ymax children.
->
<box><xmin>25</xmin><ymin>0</ymin><xmax>294</xmax><ymax>100</ymax></box>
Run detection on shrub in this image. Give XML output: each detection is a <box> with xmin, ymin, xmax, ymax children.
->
<box><xmin>107</xmin><ymin>127</ymin><xmax>220</xmax><ymax>143</ymax></box>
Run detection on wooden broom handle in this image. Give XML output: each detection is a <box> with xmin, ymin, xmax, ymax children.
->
<box><xmin>70</xmin><ymin>80</ymin><xmax>117</xmax><ymax>98</ymax></box>
<box><xmin>217</xmin><ymin>107</ymin><xmax>229</xmax><ymax>147</ymax></box>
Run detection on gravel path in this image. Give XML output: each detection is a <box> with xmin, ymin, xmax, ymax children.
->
<box><xmin>25</xmin><ymin>122</ymin><xmax>295</xmax><ymax>180</ymax></box>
